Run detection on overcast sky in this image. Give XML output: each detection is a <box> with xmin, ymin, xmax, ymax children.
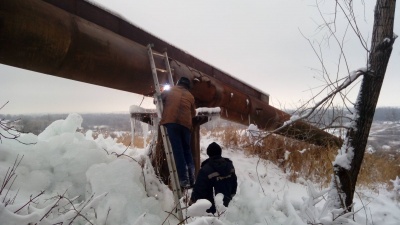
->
<box><xmin>1</xmin><ymin>0</ymin><xmax>399</xmax><ymax>114</ymax></box>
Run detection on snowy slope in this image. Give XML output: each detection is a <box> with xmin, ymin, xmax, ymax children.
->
<box><xmin>0</xmin><ymin>113</ymin><xmax>399</xmax><ymax>225</ymax></box>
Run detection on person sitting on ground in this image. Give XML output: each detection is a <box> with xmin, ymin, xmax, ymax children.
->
<box><xmin>190</xmin><ymin>142</ymin><xmax>238</xmax><ymax>214</ymax></box>
<box><xmin>160</xmin><ymin>76</ymin><xmax>196</xmax><ymax>189</ymax></box>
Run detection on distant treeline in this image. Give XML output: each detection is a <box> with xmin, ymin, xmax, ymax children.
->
<box><xmin>1</xmin><ymin>107</ymin><xmax>399</xmax><ymax>135</ymax></box>
<box><xmin>290</xmin><ymin>107</ymin><xmax>400</xmax><ymax>125</ymax></box>
<box><xmin>373</xmin><ymin>107</ymin><xmax>400</xmax><ymax>121</ymax></box>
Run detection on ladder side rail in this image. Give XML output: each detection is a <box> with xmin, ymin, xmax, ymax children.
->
<box><xmin>160</xmin><ymin>126</ymin><xmax>183</xmax><ymax>200</ymax></box>
<box><xmin>163</xmin><ymin>52</ymin><xmax>175</xmax><ymax>86</ymax></box>
<box><xmin>153</xmin><ymin>94</ymin><xmax>164</xmax><ymax>121</ymax></box>
<box><xmin>147</xmin><ymin>44</ymin><xmax>162</xmax><ymax>96</ymax></box>
<box><xmin>147</xmin><ymin>44</ymin><xmax>164</xmax><ymax>118</ymax></box>
<box><xmin>160</xmin><ymin>127</ymin><xmax>182</xmax><ymax>194</ymax></box>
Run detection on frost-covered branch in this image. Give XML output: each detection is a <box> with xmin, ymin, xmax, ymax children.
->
<box><xmin>13</xmin><ymin>190</ymin><xmax>44</xmax><ymax>213</ymax></box>
<box><xmin>110</xmin><ymin>143</ymin><xmax>138</xmax><ymax>163</ymax></box>
<box><xmin>0</xmin><ymin>118</ymin><xmax>22</xmax><ymax>143</ymax></box>
<box><xmin>1</xmin><ymin>155</ymin><xmax>23</xmax><ymax>197</ymax></box>
<box><xmin>0</xmin><ymin>104</ymin><xmax>36</xmax><ymax>145</ymax></box>
<box><xmin>0</xmin><ymin>101</ymin><xmax>9</xmax><ymax>111</ymax></box>
<box><xmin>253</xmin><ymin>67</ymin><xmax>365</xmax><ymax>140</ymax></box>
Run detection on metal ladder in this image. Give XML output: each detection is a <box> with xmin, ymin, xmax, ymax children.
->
<box><xmin>147</xmin><ymin>44</ymin><xmax>184</xmax><ymax>222</ymax></box>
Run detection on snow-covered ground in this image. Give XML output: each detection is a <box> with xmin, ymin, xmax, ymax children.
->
<box><xmin>0</xmin><ymin>113</ymin><xmax>399</xmax><ymax>225</ymax></box>
<box><xmin>368</xmin><ymin>121</ymin><xmax>400</xmax><ymax>153</ymax></box>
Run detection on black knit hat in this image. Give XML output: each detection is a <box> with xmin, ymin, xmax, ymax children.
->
<box><xmin>207</xmin><ymin>142</ymin><xmax>222</xmax><ymax>157</ymax></box>
<box><xmin>177</xmin><ymin>77</ymin><xmax>191</xmax><ymax>89</ymax></box>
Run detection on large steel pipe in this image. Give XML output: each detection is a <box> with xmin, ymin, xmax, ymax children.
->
<box><xmin>0</xmin><ymin>0</ymin><xmax>168</xmax><ymax>96</ymax></box>
<box><xmin>0</xmin><ymin>0</ymin><xmax>341</xmax><ymax>147</ymax></box>
<box><xmin>173</xmin><ymin>63</ymin><xmax>341</xmax><ymax>146</ymax></box>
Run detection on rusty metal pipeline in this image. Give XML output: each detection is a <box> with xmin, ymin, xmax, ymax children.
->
<box><xmin>0</xmin><ymin>0</ymin><xmax>341</xmax><ymax>147</ymax></box>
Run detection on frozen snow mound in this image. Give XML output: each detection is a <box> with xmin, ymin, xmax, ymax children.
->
<box><xmin>38</xmin><ymin>113</ymin><xmax>83</xmax><ymax>141</ymax></box>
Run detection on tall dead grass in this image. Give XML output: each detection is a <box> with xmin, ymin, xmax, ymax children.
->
<box><xmin>358</xmin><ymin>151</ymin><xmax>400</xmax><ymax>190</ymax></box>
<box><xmin>115</xmin><ymin>133</ymin><xmax>151</xmax><ymax>148</ymax></box>
<box><xmin>204</xmin><ymin>125</ymin><xmax>400</xmax><ymax>189</ymax></box>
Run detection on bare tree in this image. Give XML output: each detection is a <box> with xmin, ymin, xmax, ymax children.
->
<box><xmin>329</xmin><ymin>0</ymin><xmax>397</xmax><ymax>212</ymax></box>
<box><xmin>256</xmin><ymin>0</ymin><xmax>397</xmax><ymax>215</ymax></box>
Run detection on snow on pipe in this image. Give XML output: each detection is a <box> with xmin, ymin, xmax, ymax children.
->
<box><xmin>0</xmin><ymin>0</ymin><xmax>341</xmax><ymax>147</ymax></box>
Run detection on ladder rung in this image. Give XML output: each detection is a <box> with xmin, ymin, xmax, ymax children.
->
<box><xmin>152</xmin><ymin>51</ymin><xmax>164</xmax><ymax>57</ymax></box>
<box><xmin>156</xmin><ymin>68</ymin><xmax>168</xmax><ymax>73</ymax></box>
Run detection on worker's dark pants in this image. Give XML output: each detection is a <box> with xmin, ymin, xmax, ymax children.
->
<box><xmin>164</xmin><ymin>123</ymin><xmax>195</xmax><ymax>187</ymax></box>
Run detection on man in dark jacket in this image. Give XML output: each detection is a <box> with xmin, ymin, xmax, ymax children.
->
<box><xmin>160</xmin><ymin>76</ymin><xmax>196</xmax><ymax>189</ymax></box>
<box><xmin>190</xmin><ymin>142</ymin><xmax>238</xmax><ymax>214</ymax></box>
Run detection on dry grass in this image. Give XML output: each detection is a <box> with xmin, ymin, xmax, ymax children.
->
<box><xmin>115</xmin><ymin>133</ymin><xmax>132</xmax><ymax>146</ymax></box>
<box><xmin>204</xmin><ymin>125</ymin><xmax>400</xmax><ymax>189</ymax></box>
<box><xmin>358</xmin><ymin>151</ymin><xmax>400</xmax><ymax>190</ymax></box>
<box><xmin>244</xmin><ymin>134</ymin><xmax>336</xmax><ymax>187</ymax></box>
<box><xmin>116</xmin><ymin>133</ymin><xmax>155</xmax><ymax>149</ymax></box>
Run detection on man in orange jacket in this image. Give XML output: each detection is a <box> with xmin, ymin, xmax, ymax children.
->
<box><xmin>160</xmin><ymin>76</ymin><xmax>196</xmax><ymax>189</ymax></box>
